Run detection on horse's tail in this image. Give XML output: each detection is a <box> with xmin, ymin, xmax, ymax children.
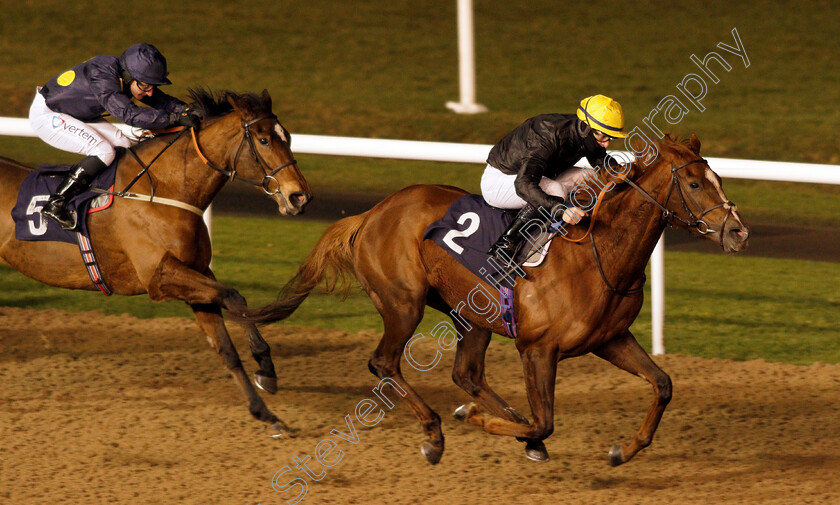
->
<box><xmin>242</xmin><ymin>213</ymin><xmax>365</xmax><ymax>325</ymax></box>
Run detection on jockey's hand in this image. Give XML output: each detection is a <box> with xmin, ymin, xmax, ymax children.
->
<box><xmin>172</xmin><ymin>107</ymin><xmax>201</xmax><ymax>129</ymax></box>
<box><xmin>561</xmin><ymin>206</ymin><xmax>588</xmax><ymax>225</ymax></box>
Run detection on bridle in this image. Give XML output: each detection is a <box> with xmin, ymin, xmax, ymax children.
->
<box><xmin>191</xmin><ymin>115</ymin><xmax>299</xmax><ymax>197</ymax></box>
<box><xmin>623</xmin><ymin>158</ymin><xmax>736</xmax><ymax>248</ymax></box>
<box><xmin>577</xmin><ymin>157</ymin><xmax>736</xmax><ymax>296</ymax></box>
<box><xmin>93</xmin><ymin>115</ymin><xmax>302</xmax><ymax>216</ymax></box>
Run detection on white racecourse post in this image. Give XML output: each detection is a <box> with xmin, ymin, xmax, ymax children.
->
<box><xmin>445</xmin><ymin>0</ymin><xmax>488</xmax><ymax>114</ymax></box>
<box><xmin>3</xmin><ymin>116</ymin><xmax>840</xmax><ymax>353</ymax></box>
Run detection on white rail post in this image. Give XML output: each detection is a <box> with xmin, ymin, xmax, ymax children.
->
<box><xmin>651</xmin><ymin>233</ymin><xmax>665</xmax><ymax>355</ymax></box>
<box><xmin>446</xmin><ymin>0</ymin><xmax>488</xmax><ymax>114</ymax></box>
<box><xmin>203</xmin><ymin>206</ymin><xmax>213</xmax><ymax>268</ymax></box>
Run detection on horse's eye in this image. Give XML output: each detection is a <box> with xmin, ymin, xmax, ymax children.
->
<box><xmin>689</xmin><ymin>182</ymin><xmax>700</xmax><ymax>190</ymax></box>
<box><xmin>259</xmin><ymin>137</ymin><xmax>269</xmax><ymax>146</ymax></box>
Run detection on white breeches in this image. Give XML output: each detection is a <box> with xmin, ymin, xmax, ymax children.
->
<box><xmin>480</xmin><ymin>164</ymin><xmax>588</xmax><ymax>209</ymax></box>
<box><xmin>29</xmin><ymin>89</ymin><xmax>133</xmax><ymax>165</ymax></box>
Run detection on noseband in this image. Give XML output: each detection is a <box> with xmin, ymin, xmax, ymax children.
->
<box><xmin>623</xmin><ymin>158</ymin><xmax>736</xmax><ymax>248</ymax></box>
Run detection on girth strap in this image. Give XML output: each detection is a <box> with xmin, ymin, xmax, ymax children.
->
<box><xmin>499</xmin><ymin>285</ymin><xmax>518</xmax><ymax>339</ymax></box>
<box><xmin>75</xmin><ymin>232</ymin><xmax>111</xmax><ymax>295</ymax></box>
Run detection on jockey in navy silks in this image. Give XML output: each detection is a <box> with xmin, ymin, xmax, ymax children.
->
<box><xmin>29</xmin><ymin>43</ymin><xmax>202</xmax><ymax>229</ymax></box>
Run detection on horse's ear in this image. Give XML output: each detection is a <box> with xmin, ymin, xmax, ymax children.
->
<box><xmin>260</xmin><ymin>89</ymin><xmax>272</xmax><ymax>109</ymax></box>
<box><xmin>689</xmin><ymin>133</ymin><xmax>701</xmax><ymax>155</ymax></box>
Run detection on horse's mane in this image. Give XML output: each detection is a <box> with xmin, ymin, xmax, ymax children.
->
<box><xmin>132</xmin><ymin>87</ymin><xmax>269</xmax><ymax>148</ymax></box>
<box><xmin>577</xmin><ymin>133</ymin><xmax>692</xmax><ymax>205</ymax></box>
<box><xmin>659</xmin><ymin>133</ymin><xmax>695</xmax><ymax>150</ymax></box>
<box><xmin>187</xmin><ymin>87</ymin><xmax>268</xmax><ymax>120</ymax></box>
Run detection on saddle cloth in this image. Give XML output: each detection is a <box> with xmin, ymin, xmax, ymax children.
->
<box><xmin>423</xmin><ymin>194</ymin><xmax>557</xmax><ymax>289</ymax></box>
<box><xmin>12</xmin><ymin>162</ymin><xmax>117</xmax><ymax>244</ymax></box>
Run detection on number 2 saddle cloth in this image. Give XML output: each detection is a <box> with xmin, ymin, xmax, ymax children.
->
<box><xmin>423</xmin><ymin>194</ymin><xmax>558</xmax><ymax>290</ymax></box>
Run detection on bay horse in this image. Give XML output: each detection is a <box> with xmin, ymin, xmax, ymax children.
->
<box><xmin>242</xmin><ymin>134</ymin><xmax>749</xmax><ymax>463</ymax></box>
<box><xmin>0</xmin><ymin>88</ymin><xmax>311</xmax><ymax>433</ymax></box>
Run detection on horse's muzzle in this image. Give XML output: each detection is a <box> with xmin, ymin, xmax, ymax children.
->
<box><xmin>278</xmin><ymin>191</ymin><xmax>310</xmax><ymax>216</ymax></box>
<box><xmin>722</xmin><ymin>223</ymin><xmax>750</xmax><ymax>253</ymax></box>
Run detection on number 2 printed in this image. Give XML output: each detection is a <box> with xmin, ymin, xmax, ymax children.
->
<box><xmin>442</xmin><ymin>212</ymin><xmax>480</xmax><ymax>254</ymax></box>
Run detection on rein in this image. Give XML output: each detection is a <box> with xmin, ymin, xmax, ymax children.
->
<box><xmin>622</xmin><ymin>158</ymin><xmax>736</xmax><ymax>248</ymax></box>
<box><xmin>90</xmin><ymin>127</ymin><xmax>203</xmax><ymax>215</ymax></box>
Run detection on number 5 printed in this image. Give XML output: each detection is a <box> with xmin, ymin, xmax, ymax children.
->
<box><xmin>442</xmin><ymin>212</ymin><xmax>480</xmax><ymax>254</ymax></box>
<box><xmin>26</xmin><ymin>195</ymin><xmax>51</xmax><ymax>236</ymax></box>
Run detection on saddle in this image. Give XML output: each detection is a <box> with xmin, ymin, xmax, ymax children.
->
<box><xmin>11</xmin><ymin>161</ymin><xmax>119</xmax><ymax>295</ymax></box>
<box><xmin>12</xmin><ymin>161</ymin><xmax>118</xmax><ymax>244</ymax></box>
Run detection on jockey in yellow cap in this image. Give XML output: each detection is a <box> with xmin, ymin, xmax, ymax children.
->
<box><xmin>482</xmin><ymin>94</ymin><xmax>627</xmax><ymax>265</ymax></box>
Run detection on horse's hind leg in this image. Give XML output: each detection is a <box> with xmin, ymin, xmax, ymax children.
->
<box><xmin>593</xmin><ymin>330</ymin><xmax>672</xmax><ymax>466</ymax></box>
<box><xmin>448</xmin><ymin>320</ymin><xmax>549</xmax><ymax>461</ymax></box>
<box><xmin>367</xmin><ymin>294</ymin><xmax>445</xmax><ymax>465</ymax></box>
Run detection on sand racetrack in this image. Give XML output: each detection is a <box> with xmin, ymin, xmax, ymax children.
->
<box><xmin>1</xmin><ymin>307</ymin><xmax>839</xmax><ymax>505</ymax></box>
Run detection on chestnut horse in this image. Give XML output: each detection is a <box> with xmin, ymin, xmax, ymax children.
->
<box><xmin>243</xmin><ymin>134</ymin><xmax>749</xmax><ymax>462</ymax></box>
<box><xmin>0</xmin><ymin>89</ymin><xmax>310</xmax><ymax>433</ymax></box>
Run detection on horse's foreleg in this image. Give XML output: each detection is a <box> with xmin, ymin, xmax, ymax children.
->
<box><xmin>200</xmin><ymin>270</ymin><xmax>278</xmax><ymax>395</ymax></box>
<box><xmin>191</xmin><ymin>303</ymin><xmax>287</xmax><ymax>435</ymax></box>
<box><xmin>459</xmin><ymin>346</ymin><xmax>558</xmax><ymax>461</ymax></box>
<box><xmin>243</xmin><ymin>323</ymin><xmax>278</xmax><ymax>395</ymax></box>
<box><xmin>450</xmin><ymin>321</ymin><xmax>528</xmax><ymax>422</ymax></box>
<box><xmin>147</xmin><ymin>253</ymin><xmax>285</xmax><ymax>434</ymax></box>
<box><xmin>147</xmin><ymin>253</ymin><xmax>248</xmax><ymax>312</ymax></box>
<box><xmin>593</xmin><ymin>330</ymin><xmax>672</xmax><ymax>466</ymax></box>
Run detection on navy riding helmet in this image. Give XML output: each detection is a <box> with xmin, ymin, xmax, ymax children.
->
<box><xmin>120</xmin><ymin>43</ymin><xmax>172</xmax><ymax>86</ymax></box>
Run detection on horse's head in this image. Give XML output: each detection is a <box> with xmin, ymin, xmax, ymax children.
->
<box><xmin>189</xmin><ymin>88</ymin><xmax>311</xmax><ymax>215</ymax></box>
<box><xmin>635</xmin><ymin>134</ymin><xmax>750</xmax><ymax>253</ymax></box>
<box><xmin>224</xmin><ymin>90</ymin><xmax>312</xmax><ymax>215</ymax></box>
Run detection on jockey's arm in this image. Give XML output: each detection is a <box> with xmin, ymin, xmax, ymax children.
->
<box><xmin>141</xmin><ymin>89</ymin><xmax>188</xmax><ymax>115</ymax></box>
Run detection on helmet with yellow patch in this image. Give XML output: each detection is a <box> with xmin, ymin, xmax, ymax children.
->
<box><xmin>576</xmin><ymin>95</ymin><xmax>627</xmax><ymax>138</ymax></box>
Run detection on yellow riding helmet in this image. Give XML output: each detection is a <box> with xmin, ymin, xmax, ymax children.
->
<box><xmin>576</xmin><ymin>95</ymin><xmax>628</xmax><ymax>138</ymax></box>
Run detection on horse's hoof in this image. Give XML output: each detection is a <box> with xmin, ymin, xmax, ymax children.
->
<box><xmin>254</xmin><ymin>373</ymin><xmax>278</xmax><ymax>395</ymax></box>
<box><xmin>420</xmin><ymin>441</ymin><xmax>443</xmax><ymax>465</ymax></box>
<box><xmin>525</xmin><ymin>441</ymin><xmax>550</xmax><ymax>462</ymax></box>
<box><xmin>453</xmin><ymin>403</ymin><xmax>476</xmax><ymax>422</ymax></box>
<box><xmin>269</xmin><ymin>421</ymin><xmax>293</xmax><ymax>439</ymax></box>
<box><xmin>608</xmin><ymin>444</ymin><xmax>624</xmax><ymax>467</ymax></box>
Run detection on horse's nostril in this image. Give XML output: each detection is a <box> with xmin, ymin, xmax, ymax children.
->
<box><xmin>729</xmin><ymin>228</ymin><xmax>748</xmax><ymax>241</ymax></box>
<box><xmin>289</xmin><ymin>192</ymin><xmax>308</xmax><ymax>208</ymax></box>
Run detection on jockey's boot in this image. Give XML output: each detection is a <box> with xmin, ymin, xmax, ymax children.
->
<box><xmin>42</xmin><ymin>155</ymin><xmax>107</xmax><ymax>230</ymax></box>
<box><xmin>488</xmin><ymin>204</ymin><xmax>540</xmax><ymax>266</ymax></box>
